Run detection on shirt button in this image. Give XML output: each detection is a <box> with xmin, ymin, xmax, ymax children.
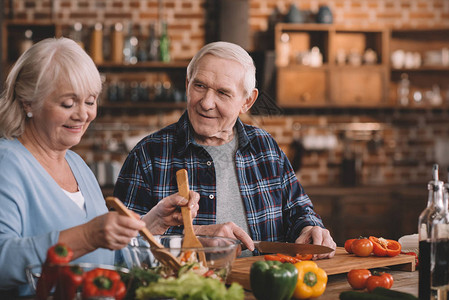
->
<box><xmin>206</xmin><ymin>161</ymin><xmax>212</xmax><ymax>166</ymax></box>
<box><xmin>208</xmin><ymin>194</ymin><xmax>214</xmax><ymax>200</ymax></box>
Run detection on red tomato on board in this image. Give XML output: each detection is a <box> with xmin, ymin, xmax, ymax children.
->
<box><xmin>351</xmin><ymin>238</ymin><xmax>373</xmax><ymax>257</ymax></box>
<box><xmin>344</xmin><ymin>239</ymin><xmax>356</xmax><ymax>254</ymax></box>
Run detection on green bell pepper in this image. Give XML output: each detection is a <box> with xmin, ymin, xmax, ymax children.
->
<box><xmin>250</xmin><ymin>260</ymin><xmax>298</xmax><ymax>300</ymax></box>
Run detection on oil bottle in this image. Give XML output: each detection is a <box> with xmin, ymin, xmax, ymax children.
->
<box><xmin>430</xmin><ymin>167</ymin><xmax>449</xmax><ymax>300</ymax></box>
<box><xmin>419</xmin><ymin>164</ymin><xmax>444</xmax><ymax>300</ymax></box>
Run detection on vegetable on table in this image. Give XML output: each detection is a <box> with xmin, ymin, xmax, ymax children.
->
<box><xmin>82</xmin><ymin>268</ymin><xmax>126</xmax><ymax>300</ymax></box>
<box><xmin>293</xmin><ymin>260</ymin><xmax>327</xmax><ymax>299</ymax></box>
<box><xmin>369</xmin><ymin>237</ymin><xmax>401</xmax><ymax>257</ymax></box>
<box><xmin>53</xmin><ymin>265</ymin><xmax>84</xmax><ymax>300</ymax></box>
<box><xmin>365</xmin><ymin>271</ymin><xmax>394</xmax><ymax>292</ymax></box>
<box><xmin>344</xmin><ymin>239</ymin><xmax>356</xmax><ymax>254</ymax></box>
<box><xmin>250</xmin><ymin>260</ymin><xmax>298</xmax><ymax>300</ymax></box>
<box><xmin>347</xmin><ymin>269</ymin><xmax>372</xmax><ymax>290</ymax></box>
<box><xmin>36</xmin><ymin>243</ymin><xmax>74</xmax><ymax>300</ymax></box>
<box><xmin>351</xmin><ymin>238</ymin><xmax>374</xmax><ymax>257</ymax></box>
<box><xmin>135</xmin><ymin>271</ymin><xmax>244</xmax><ymax>300</ymax></box>
<box><xmin>264</xmin><ymin>253</ymin><xmax>313</xmax><ymax>263</ymax></box>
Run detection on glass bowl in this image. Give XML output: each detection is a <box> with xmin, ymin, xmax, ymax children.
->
<box><xmin>120</xmin><ymin>235</ymin><xmax>240</xmax><ymax>281</ymax></box>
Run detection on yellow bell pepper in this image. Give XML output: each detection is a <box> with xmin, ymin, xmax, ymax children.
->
<box><xmin>293</xmin><ymin>260</ymin><xmax>327</xmax><ymax>299</ymax></box>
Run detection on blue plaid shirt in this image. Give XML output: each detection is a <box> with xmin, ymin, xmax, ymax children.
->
<box><xmin>114</xmin><ymin>112</ymin><xmax>324</xmax><ymax>242</ymax></box>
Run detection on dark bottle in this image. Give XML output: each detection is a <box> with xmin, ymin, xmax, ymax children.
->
<box><xmin>430</xmin><ymin>168</ymin><xmax>449</xmax><ymax>299</ymax></box>
<box><xmin>147</xmin><ymin>22</ymin><xmax>159</xmax><ymax>61</ymax></box>
<box><xmin>419</xmin><ymin>164</ymin><xmax>444</xmax><ymax>300</ymax></box>
<box><xmin>159</xmin><ymin>22</ymin><xmax>170</xmax><ymax>62</ymax></box>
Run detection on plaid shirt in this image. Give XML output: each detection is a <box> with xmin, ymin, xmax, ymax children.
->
<box><xmin>114</xmin><ymin>112</ymin><xmax>324</xmax><ymax>242</ymax></box>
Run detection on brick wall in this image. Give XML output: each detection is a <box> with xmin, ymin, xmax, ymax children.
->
<box><xmin>4</xmin><ymin>0</ymin><xmax>449</xmax><ymax>187</ymax></box>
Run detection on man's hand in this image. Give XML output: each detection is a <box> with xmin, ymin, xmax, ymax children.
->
<box><xmin>193</xmin><ymin>222</ymin><xmax>255</xmax><ymax>253</ymax></box>
<box><xmin>295</xmin><ymin>226</ymin><xmax>336</xmax><ymax>259</ymax></box>
<box><xmin>142</xmin><ymin>191</ymin><xmax>200</xmax><ymax>234</ymax></box>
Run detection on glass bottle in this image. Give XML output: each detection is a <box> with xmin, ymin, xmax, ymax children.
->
<box><xmin>430</xmin><ymin>169</ymin><xmax>449</xmax><ymax>300</ymax></box>
<box><xmin>419</xmin><ymin>164</ymin><xmax>445</xmax><ymax>300</ymax></box>
<box><xmin>398</xmin><ymin>73</ymin><xmax>410</xmax><ymax>106</ymax></box>
<box><xmin>89</xmin><ymin>23</ymin><xmax>103</xmax><ymax>64</ymax></box>
<box><xmin>70</xmin><ymin>22</ymin><xmax>84</xmax><ymax>49</ymax></box>
<box><xmin>110</xmin><ymin>23</ymin><xmax>124</xmax><ymax>63</ymax></box>
<box><xmin>123</xmin><ymin>22</ymin><xmax>138</xmax><ymax>64</ymax></box>
<box><xmin>19</xmin><ymin>29</ymin><xmax>33</xmax><ymax>55</ymax></box>
<box><xmin>159</xmin><ymin>22</ymin><xmax>170</xmax><ymax>62</ymax></box>
<box><xmin>147</xmin><ymin>22</ymin><xmax>159</xmax><ymax>61</ymax></box>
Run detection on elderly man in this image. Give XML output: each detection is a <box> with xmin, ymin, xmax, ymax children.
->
<box><xmin>114</xmin><ymin>41</ymin><xmax>336</xmax><ymax>258</ymax></box>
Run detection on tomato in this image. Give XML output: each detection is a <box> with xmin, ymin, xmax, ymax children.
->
<box><xmin>264</xmin><ymin>254</ymin><xmax>283</xmax><ymax>262</ymax></box>
<box><xmin>402</xmin><ymin>251</ymin><xmax>419</xmax><ymax>268</ymax></box>
<box><xmin>369</xmin><ymin>236</ymin><xmax>402</xmax><ymax>257</ymax></box>
<box><xmin>365</xmin><ymin>271</ymin><xmax>394</xmax><ymax>292</ymax></box>
<box><xmin>351</xmin><ymin>238</ymin><xmax>373</xmax><ymax>257</ymax></box>
<box><xmin>344</xmin><ymin>239</ymin><xmax>356</xmax><ymax>254</ymax></box>
<box><xmin>295</xmin><ymin>253</ymin><xmax>313</xmax><ymax>261</ymax></box>
<box><xmin>347</xmin><ymin>269</ymin><xmax>372</xmax><ymax>290</ymax></box>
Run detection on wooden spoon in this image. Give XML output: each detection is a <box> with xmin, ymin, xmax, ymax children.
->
<box><xmin>176</xmin><ymin>169</ymin><xmax>207</xmax><ymax>266</ymax></box>
<box><xmin>105</xmin><ymin>196</ymin><xmax>181</xmax><ymax>271</ymax></box>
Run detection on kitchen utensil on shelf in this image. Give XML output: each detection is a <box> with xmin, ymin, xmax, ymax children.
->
<box><xmin>252</xmin><ymin>241</ymin><xmax>334</xmax><ymax>256</ymax></box>
<box><xmin>176</xmin><ymin>169</ymin><xmax>207</xmax><ymax>266</ymax></box>
<box><xmin>105</xmin><ymin>196</ymin><xmax>182</xmax><ymax>271</ymax></box>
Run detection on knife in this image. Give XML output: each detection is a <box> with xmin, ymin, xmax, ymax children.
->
<box><xmin>252</xmin><ymin>241</ymin><xmax>334</xmax><ymax>256</ymax></box>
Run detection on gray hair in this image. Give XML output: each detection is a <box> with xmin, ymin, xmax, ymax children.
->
<box><xmin>186</xmin><ymin>41</ymin><xmax>256</xmax><ymax>98</ymax></box>
<box><xmin>0</xmin><ymin>37</ymin><xmax>102</xmax><ymax>139</ymax></box>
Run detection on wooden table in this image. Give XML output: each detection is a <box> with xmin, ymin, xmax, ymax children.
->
<box><xmin>243</xmin><ymin>269</ymin><xmax>418</xmax><ymax>300</ymax></box>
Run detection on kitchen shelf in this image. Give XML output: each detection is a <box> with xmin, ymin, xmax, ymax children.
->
<box><xmin>1</xmin><ymin>20</ymin><xmax>189</xmax><ymax>111</ymax></box>
<box><xmin>275</xmin><ymin>24</ymin><xmax>390</xmax><ymax>108</ymax></box>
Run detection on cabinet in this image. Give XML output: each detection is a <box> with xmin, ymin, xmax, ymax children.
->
<box><xmin>275</xmin><ymin>24</ymin><xmax>389</xmax><ymax>108</ymax></box>
<box><xmin>389</xmin><ymin>27</ymin><xmax>449</xmax><ymax>108</ymax></box>
<box><xmin>1</xmin><ymin>21</ymin><xmax>188</xmax><ymax>110</ymax></box>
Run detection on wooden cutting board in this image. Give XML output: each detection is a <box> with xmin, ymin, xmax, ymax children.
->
<box><xmin>227</xmin><ymin>247</ymin><xmax>415</xmax><ymax>290</ymax></box>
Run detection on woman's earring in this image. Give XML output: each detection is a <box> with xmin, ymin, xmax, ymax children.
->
<box><xmin>26</xmin><ymin>112</ymin><xmax>33</xmax><ymax>118</ymax></box>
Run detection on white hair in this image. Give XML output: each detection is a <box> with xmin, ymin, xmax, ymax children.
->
<box><xmin>0</xmin><ymin>37</ymin><xmax>102</xmax><ymax>139</ymax></box>
<box><xmin>186</xmin><ymin>41</ymin><xmax>256</xmax><ymax>98</ymax></box>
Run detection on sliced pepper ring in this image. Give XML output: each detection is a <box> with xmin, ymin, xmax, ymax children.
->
<box><xmin>369</xmin><ymin>236</ymin><xmax>401</xmax><ymax>257</ymax></box>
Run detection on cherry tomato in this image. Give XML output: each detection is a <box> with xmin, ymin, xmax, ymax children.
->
<box><xmin>369</xmin><ymin>236</ymin><xmax>402</xmax><ymax>257</ymax></box>
<box><xmin>351</xmin><ymin>238</ymin><xmax>373</xmax><ymax>257</ymax></box>
<box><xmin>347</xmin><ymin>269</ymin><xmax>372</xmax><ymax>290</ymax></box>
<box><xmin>365</xmin><ymin>271</ymin><xmax>394</xmax><ymax>292</ymax></box>
<box><xmin>345</xmin><ymin>239</ymin><xmax>356</xmax><ymax>254</ymax></box>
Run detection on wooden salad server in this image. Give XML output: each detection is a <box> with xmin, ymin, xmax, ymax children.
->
<box><xmin>105</xmin><ymin>196</ymin><xmax>182</xmax><ymax>271</ymax></box>
<box><xmin>176</xmin><ymin>169</ymin><xmax>207</xmax><ymax>266</ymax></box>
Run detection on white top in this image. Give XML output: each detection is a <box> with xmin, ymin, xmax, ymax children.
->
<box><xmin>62</xmin><ymin>188</ymin><xmax>86</xmax><ymax>211</ymax></box>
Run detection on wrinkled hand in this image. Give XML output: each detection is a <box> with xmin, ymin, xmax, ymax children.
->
<box><xmin>142</xmin><ymin>191</ymin><xmax>200</xmax><ymax>235</ymax></box>
<box><xmin>83</xmin><ymin>211</ymin><xmax>145</xmax><ymax>251</ymax></box>
<box><xmin>295</xmin><ymin>226</ymin><xmax>336</xmax><ymax>259</ymax></box>
<box><xmin>193</xmin><ymin>222</ymin><xmax>254</xmax><ymax>254</ymax></box>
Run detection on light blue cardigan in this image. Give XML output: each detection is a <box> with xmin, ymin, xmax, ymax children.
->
<box><xmin>0</xmin><ymin>138</ymin><xmax>115</xmax><ymax>295</ymax></box>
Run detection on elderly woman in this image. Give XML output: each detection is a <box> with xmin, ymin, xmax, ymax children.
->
<box><xmin>0</xmin><ymin>37</ymin><xmax>199</xmax><ymax>296</ymax></box>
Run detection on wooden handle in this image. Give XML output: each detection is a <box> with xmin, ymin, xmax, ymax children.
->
<box><xmin>176</xmin><ymin>169</ymin><xmax>190</xmax><ymax>200</ymax></box>
<box><xmin>176</xmin><ymin>169</ymin><xmax>195</xmax><ymax>236</ymax></box>
<box><xmin>105</xmin><ymin>196</ymin><xmax>163</xmax><ymax>249</ymax></box>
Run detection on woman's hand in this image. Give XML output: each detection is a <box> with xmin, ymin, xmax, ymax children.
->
<box><xmin>59</xmin><ymin>211</ymin><xmax>145</xmax><ymax>259</ymax></box>
<box><xmin>142</xmin><ymin>190</ymin><xmax>200</xmax><ymax>235</ymax></box>
<box><xmin>193</xmin><ymin>222</ymin><xmax>255</xmax><ymax>252</ymax></box>
<box><xmin>295</xmin><ymin>226</ymin><xmax>336</xmax><ymax>259</ymax></box>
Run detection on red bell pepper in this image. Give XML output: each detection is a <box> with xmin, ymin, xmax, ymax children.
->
<box><xmin>36</xmin><ymin>243</ymin><xmax>74</xmax><ymax>300</ymax></box>
<box><xmin>53</xmin><ymin>265</ymin><xmax>84</xmax><ymax>300</ymax></box>
<box><xmin>82</xmin><ymin>268</ymin><xmax>126</xmax><ymax>300</ymax></box>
